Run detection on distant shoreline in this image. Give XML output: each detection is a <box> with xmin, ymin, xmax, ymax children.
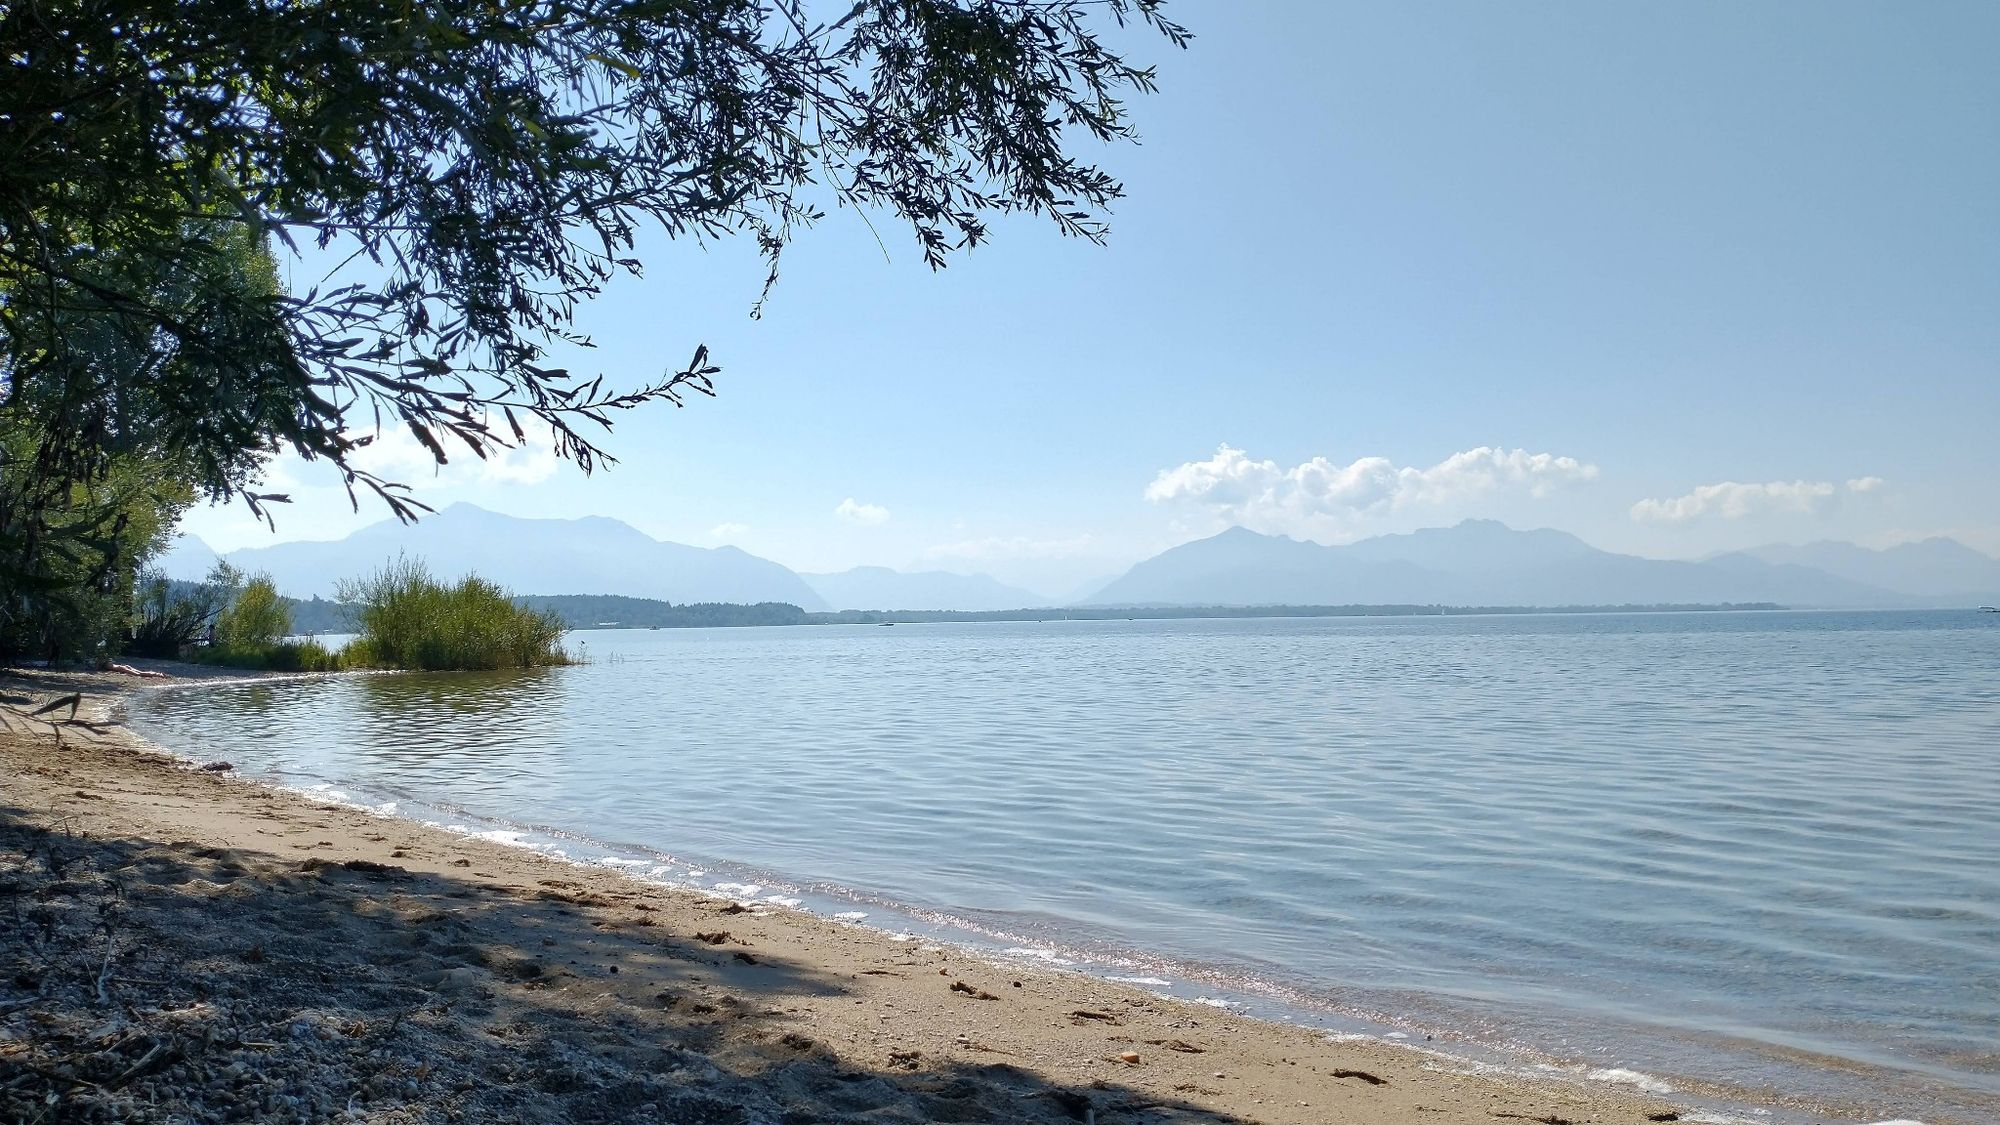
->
<box><xmin>495</xmin><ymin>596</ymin><xmax>1790</xmax><ymax>632</ymax></box>
<box><xmin>258</xmin><ymin>585</ymin><xmax>1797</xmax><ymax>637</ymax></box>
<box><xmin>794</xmin><ymin>601</ymin><xmax>1787</xmax><ymax>625</ymax></box>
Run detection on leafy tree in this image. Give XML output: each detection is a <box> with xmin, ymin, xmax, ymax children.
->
<box><xmin>3</xmin><ymin>0</ymin><xmax>1190</xmax><ymax>524</ymax></box>
<box><xmin>215</xmin><ymin>573</ymin><xmax>291</xmax><ymax>650</ymax></box>
<box><xmin>0</xmin><ymin>426</ymin><xmax>196</xmax><ymax>662</ymax></box>
<box><xmin>127</xmin><ymin>563</ymin><xmax>238</xmax><ymax>658</ymax></box>
<box><xmin>0</xmin><ymin>220</ymin><xmax>281</xmax><ymax>661</ymax></box>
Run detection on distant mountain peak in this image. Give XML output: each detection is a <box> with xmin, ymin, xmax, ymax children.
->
<box><xmin>211</xmin><ymin>506</ymin><xmax>829</xmax><ymax>608</ymax></box>
<box><xmin>799</xmin><ymin>565</ymin><xmax>1048</xmax><ymax>611</ymax></box>
<box><xmin>1741</xmin><ymin>536</ymin><xmax>2000</xmax><ymax>599</ymax></box>
<box><xmin>1339</xmin><ymin>519</ymin><xmax>1594</xmax><ymax>569</ymax></box>
<box><xmin>1086</xmin><ymin>518</ymin><xmax>1917</xmax><ymax>609</ymax></box>
<box><xmin>150</xmin><ymin>534</ymin><xmax>225</xmax><ymax>582</ymax></box>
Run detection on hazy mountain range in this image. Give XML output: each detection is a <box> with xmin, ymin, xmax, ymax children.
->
<box><xmin>1084</xmin><ymin>521</ymin><xmax>1999</xmax><ymax>608</ymax></box>
<box><xmin>169</xmin><ymin>504</ymin><xmax>830</xmax><ymax>609</ymax></box>
<box><xmin>1726</xmin><ymin>539</ymin><xmax>2000</xmax><ymax>600</ymax></box>
<box><xmin>157</xmin><ymin>506</ymin><xmax>2000</xmax><ymax>611</ymax></box>
<box><xmin>798</xmin><ymin>567</ymin><xmax>1044</xmax><ymax>613</ymax></box>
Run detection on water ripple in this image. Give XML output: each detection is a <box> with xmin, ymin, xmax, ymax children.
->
<box><xmin>130</xmin><ymin>610</ymin><xmax>2000</xmax><ymax>1123</ymax></box>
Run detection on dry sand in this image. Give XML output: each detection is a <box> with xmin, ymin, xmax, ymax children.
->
<box><xmin>1</xmin><ymin>665</ymin><xmax>1698</xmax><ymax>1123</ymax></box>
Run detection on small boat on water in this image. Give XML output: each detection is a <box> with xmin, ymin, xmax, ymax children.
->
<box><xmin>1980</xmin><ymin>606</ymin><xmax>1999</xmax><ymax>613</ymax></box>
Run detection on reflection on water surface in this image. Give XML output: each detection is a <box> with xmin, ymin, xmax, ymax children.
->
<box><xmin>133</xmin><ymin>611</ymin><xmax>2000</xmax><ymax>1123</ymax></box>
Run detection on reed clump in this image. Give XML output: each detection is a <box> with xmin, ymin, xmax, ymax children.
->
<box><xmin>193</xmin><ymin>639</ymin><xmax>345</xmax><ymax>672</ymax></box>
<box><xmin>185</xmin><ymin>572</ymin><xmax>346</xmax><ymax>672</ymax></box>
<box><xmin>339</xmin><ymin>557</ymin><xmax>571</xmax><ymax>671</ymax></box>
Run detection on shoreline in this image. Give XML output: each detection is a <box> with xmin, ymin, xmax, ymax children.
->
<box><xmin>0</xmin><ymin>664</ymin><xmax>1890</xmax><ymax>1123</ymax></box>
<box><xmin>105</xmin><ymin>697</ymin><xmax>1788</xmax><ymax>1116</ymax></box>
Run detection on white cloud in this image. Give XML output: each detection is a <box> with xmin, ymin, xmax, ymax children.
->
<box><xmin>708</xmin><ymin>522</ymin><xmax>750</xmax><ymax>541</ymax></box>
<box><xmin>483</xmin><ymin>439</ymin><xmax>561</xmax><ymax>485</ymax></box>
<box><xmin>1145</xmin><ymin>444</ymin><xmax>1598</xmax><ymax>530</ymax></box>
<box><xmin>347</xmin><ymin>423</ymin><xmax>560</xmax><ymax>489</ymax></box>
<box><xmin>1631</xmin><ymin>476</ymin><xmax>1884</xmax><ymax>523</ymax></box>
<box><xmin>834</xmin><ymin>497</ymin><xmax>890</xmax><ymax>526</ymax></box>
<box><xmin>923</xmin><ymin>533</ymin><xmax>1096</xmax><ymax>562</ymax></box>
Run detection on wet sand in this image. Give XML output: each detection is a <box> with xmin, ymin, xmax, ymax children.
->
<box><xmin>2</xmin><ymin>664</ymin><xmax>1696</xmax><ymax>1123</ymax></box>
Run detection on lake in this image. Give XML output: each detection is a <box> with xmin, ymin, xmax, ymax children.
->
<box><xmin>128</xmin><ymin>611</ymin><xmax>2000</xmax><ymax>1123</ymax></box>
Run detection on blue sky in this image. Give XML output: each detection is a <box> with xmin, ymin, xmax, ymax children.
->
<box><xmin>184</xmin><ymin>0</ymin><xmax>2000</xmax><ymax>596</ymax></box>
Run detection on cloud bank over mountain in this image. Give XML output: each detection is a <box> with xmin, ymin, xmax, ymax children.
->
<box><xmin>160</xmin><ymin>506</ymin><xmax>2000</xmax><ymax>613</ymax></box>
<box><xmin>1632</xmin><ymin>477</ymin><xmax>1885</xmax><ymax>523</ymax></box>
<box><xmin>834</xmin><ymin>498</ymin><xmax>890</xmax><ymax>525</ymax></box>
<box><xmin>1145</xmin><ymin>445</ymin><xmax>1599</xmax><ymax>536</ymax></box>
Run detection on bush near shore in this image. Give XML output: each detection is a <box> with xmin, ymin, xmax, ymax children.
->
<box><xmin>163</xmin><ymin>558</ymin><xmax>569</xmax><ymax>673</ymax></box>
<box><xmin>189</xmin><ymin>639</ymin><xmax>346</xmax><ymax>673</ymax></box>
<box><xmin>179</xmin><ymin>574</ymin><xmax>351</xmax><ymax>671</ymax></box>
<box><xmin>337</xmin><ymin>558</ymin><xmax>571</xmax><ymax>672</ymax></box>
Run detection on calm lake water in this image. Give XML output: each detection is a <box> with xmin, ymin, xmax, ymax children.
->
<box><xmin>128</xmin><ymin>611</ymin><xmax>2000</xmax><ymax>1123</ymax></box>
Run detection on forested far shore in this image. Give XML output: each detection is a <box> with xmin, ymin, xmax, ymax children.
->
<box><xmin>274</xmin><ymin>588</ymin><xmax>1792</xmax><ymax>632</ymax></box>
<box><xmin>75</xmin><ymin>571</ymin><xmax>1792</xmax><ymax>670</ymax></box>
<box><xmin>796</xmin><ymin>602</ymin><xmax>1788</xmax><ymax>624</ymax></box>
<box><xmin>277</xmin><ymin>592</ymin><xmax>1787</xmax><ymax>633</ymax></box>
<box><xmin>191</xmin><ymin>580</ymin><xmax>1784</xmax><ymax>636</ymax></box>
<box><xmin>290</xmin><ymin>593</ymin><xmax>1798</xmax><ymax>633</ymax></box>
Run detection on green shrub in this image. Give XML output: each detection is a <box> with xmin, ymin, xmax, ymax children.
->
<box><xmin>262</xmin><ymin>639</ymin><xmax>344</xmax><ymax>672</ymax></box>
<box><xmin>191</xmin><ymin>638</ymin><xmax>343</xmax><ymax>672</ymax></box>
<box><xmin>128</xmin><ymin>569</ymin><xmax>228</xmax><ymax>658</ymax></box>
<box><xmin>215</xmin><ymin>573</ymin><xmax>289</xmax><ymax>649</ymax></box>
<box><xmin>338</xmin><ymin>557</ymin><xmax>570</xmax><ymax>671</ymax></box>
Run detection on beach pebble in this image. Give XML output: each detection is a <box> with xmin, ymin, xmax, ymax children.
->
<box><xmin>1118</xmin><ymin>1051</ymin><xmax>1142</xmax><ymax>1064</ymax></box>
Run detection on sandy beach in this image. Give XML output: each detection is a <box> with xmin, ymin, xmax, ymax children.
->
<box><xmin>5</xmin><ymin>665</ymin><xmax>1698</xmax><ymax>1123</ymax></box>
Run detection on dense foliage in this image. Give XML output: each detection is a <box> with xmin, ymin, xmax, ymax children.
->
<box><xmin>129</xmin><ymin>560</ymin><xmax>558</xmax><ymax>670</ymax></box>
<box><xmin>127</xmin><ymin>566</ymin><xmax>236</xmax><ymax>658</ymax></box>
<box><xmin>214</xmin><ymin>574</ymin><xmax>289</xmax><ymax>650</ymax></box>
<box><xmin>4</xmin><ymin>0</ymin><xmax>1187</xmax><ymax>517</ymax></box>
<box><xmin>189</xmin><ymin>570</ymin><xmax>347</xmax><ymax>669</ymax></box>
<box><xmin>0</xmin><ymin>224</ymin><xmax>291</xmax><ymax>661</ymax></box>
<box><xmin>341</xmin><ymin>558</ymin><xmax>570</xmax><ymax>671</ymax></box>
<box><xmin>0</xmin><ymin>449</ymin><xmax>189</xmax><ymax>662</ymax></box>
<box><xmin>196</xmin><ymin>638</ymin><xmax>345</xmax><ymax>673</ymax></box>
<box><xmin>1</xmin><ymin>1</ymin><xmax>1183</xmax><ymax>660</ymax></box>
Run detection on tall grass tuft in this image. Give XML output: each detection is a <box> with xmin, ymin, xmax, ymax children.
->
<box><xmin>194</xmin><ymin>639</ymin><xmax>345</xmax><ymax>672</ymax></box>
<box><xmin>214</xmin><ymin>573</ymin><xmax>289</xmax><ymax>650</ymax></box>
<box><xmin>184</xmin><ymin>570</ymin><xmax>346</xmax><ymax>671</ymax></box>
<box><xmin>339</xmin><ymin>557</ymin><xmax>571</xmax><ymax>671</ymax></box>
